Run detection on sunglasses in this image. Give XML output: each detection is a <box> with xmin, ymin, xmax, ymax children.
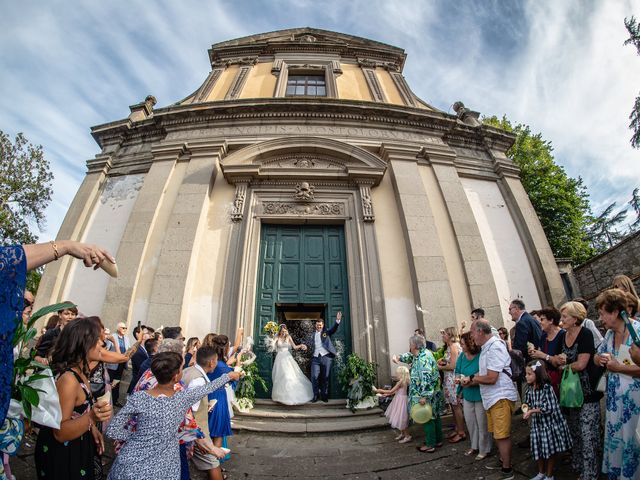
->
<box><xmin>23</xmin><ymin>298</ymin><xmax>33</xmax><ymax>308</ymax></box>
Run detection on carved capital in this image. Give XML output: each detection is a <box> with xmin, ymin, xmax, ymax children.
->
<box><xmin>212</xmin><ymin>56</ymin><xmax>257</xmax><ymax>69</ymax></box>
<box><xmin>271</xmin><ymin>59</ymin><xmax>283</xmax><ymax>75</ymax></box>
<box><xmin>231</xmin><ymin>183</ymin><xmax>248</xmax><ymax>222</ymax></box>
<box><xmin>359</xmin><ymin>185</ymin><xmax>375</xmax><ymax>222</ymax></box>
<box><xmin>86</xmin><ymin>155</ymin><xmax>112</xmax><ymax>174</ymax></box>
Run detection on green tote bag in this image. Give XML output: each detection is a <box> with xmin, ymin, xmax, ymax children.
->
<box><xmin>559</xmin><ymin>366</ymin><xmax>584</xmax><ymax>408</ymax></box>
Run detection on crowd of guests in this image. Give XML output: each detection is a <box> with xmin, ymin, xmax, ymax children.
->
<box><xmin>379</xmin><ymin>274</ymin><xmax>640</xmax><ymax>480</ymax></box>
<box><xmin>32</xmin><ymin>313</ymin><xmax>247</xmax><ymax>480</ymax></box>
<box><xmin>0</xmin><ymin>237</ymin><xmax>250</xmax><ymax>480</ymax></box>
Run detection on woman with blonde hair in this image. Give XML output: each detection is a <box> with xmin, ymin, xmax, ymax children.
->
<box><xmin>557</xmin><ymin>301</ymin><xmax>602</xmax><ymax>480</ymax></box>
<box><xmin>375</xmin><ymin>365</ymin><xmax>411</xmax><ymax>443</ymax></box>
<box><xmin>612</xmin><ymin>274</ymin><xmax>639</xmax><ymax>300</ymax></box>
<box><xmin>437</xmin><ymin>326</ymin><xmax>465</xmax><ymax>443</ymax></box>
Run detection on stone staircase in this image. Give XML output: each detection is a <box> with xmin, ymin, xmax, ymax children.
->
<box><xmin>231</xmin><ymin>399</ymin><xmax>388</xmax><ymax>434</ymax></box>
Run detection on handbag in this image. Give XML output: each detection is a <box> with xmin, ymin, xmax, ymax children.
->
<box><xmin>559</xmin><ymin>367</ymin><xmax>584</xmax><ymax>408</ymax></box>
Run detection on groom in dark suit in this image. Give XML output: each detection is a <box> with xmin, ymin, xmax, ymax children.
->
<box><xmin>309</xmin><ymin>311</ymin><xmax>342</xmax><ymax>402</ymax></box>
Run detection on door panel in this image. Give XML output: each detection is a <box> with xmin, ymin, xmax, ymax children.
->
<box><xmin>254</xmin><ymin>224</ymin><xmax>351</xmax><ymax>398</ymax></box>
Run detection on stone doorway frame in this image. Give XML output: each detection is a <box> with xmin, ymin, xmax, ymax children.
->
<box><xmin>219</xmin><ymin>136</ymin><xmax>391</xmax><ymax>381</ymax></box>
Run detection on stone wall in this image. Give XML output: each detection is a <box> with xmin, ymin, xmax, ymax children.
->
<box><xmin>573</xmin><ymin>231</ymin><xmax>640</xmax><ymax>307</ymax></box>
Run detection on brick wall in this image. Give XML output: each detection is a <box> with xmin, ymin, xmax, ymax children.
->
<box><xmin>572</xmin><ymin>231</ymin><xmax>640</xmax><ymax>310</ymax></box>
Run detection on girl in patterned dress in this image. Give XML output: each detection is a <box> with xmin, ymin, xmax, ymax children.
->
<box><xmin>523</xmin><ymin>361</ymin><xmax>572</xmax><ymax>480</ymax></box>
<box><xmin>374</xmin><ymin>366</ymin><xmax>411</xmax><ymax>443</ymax></box>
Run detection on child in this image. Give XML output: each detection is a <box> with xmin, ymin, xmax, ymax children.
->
<box><xmin>375</xmin><ymin>365</ymin><xmax>411</xmax><ymax>443</ymax></box>
<box><xmin>106</xmin><ymin>352</ymin><xmax>241</xmax><ymax>480</ymax></box>
<box><xmin>522</xmin><ymin>360</ymin><xmax>572</xmax><ymax>480</ymax></box>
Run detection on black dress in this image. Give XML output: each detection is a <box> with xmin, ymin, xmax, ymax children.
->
<box><xmin>89</xmin><ymin>361</ymin><xmax>109</xmax><ymax>480</ymax></box>
<box><xmin>35</xmin><ymin>369</ymin><xmax>96</xmax><ymax>480</ymax></box>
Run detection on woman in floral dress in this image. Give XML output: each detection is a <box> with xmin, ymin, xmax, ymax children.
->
<box><xmin>595</xmin><ymin>289</ymin><xmax>640</xmax><ymax>480</ymax></box>
<box><xmin>396</xmin><ymin>334</ymin><xmax>443</xmax><ymax>453</ymax></box>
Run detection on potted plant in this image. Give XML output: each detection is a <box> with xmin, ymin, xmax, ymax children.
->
<box><xmin>338</xmin><ymin>353</ymin><xmax>378</xmax><ymax>412</ymax></box>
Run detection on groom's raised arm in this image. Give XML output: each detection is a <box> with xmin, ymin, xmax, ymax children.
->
<box><xmin>326</xmin><ymin>311</ymin><xmax>342</xmax><ymax>336</ymax></box>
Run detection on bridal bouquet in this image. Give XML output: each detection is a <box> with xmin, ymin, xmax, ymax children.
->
<box><xmin>263</xmin><ymin>321</ymin><xmax>279</xmax><ymax>336</ymax></box>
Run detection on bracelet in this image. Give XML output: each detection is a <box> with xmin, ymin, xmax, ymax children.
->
<box><xmin>545</xmin><ymin>354</ymin><xmax>550</xmax><ymax>362</ymax></box>
<box><xmin>50</xmin><ymin>240</ymin><xmax>59</xmax><ymax>260</ymax></box>
<box><xmin>88</xmin><ymin>414</ymin><xmax>94</xmax><ymax>432</ymax></box>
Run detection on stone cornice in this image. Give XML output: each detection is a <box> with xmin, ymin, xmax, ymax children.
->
<box><xmin>90</xmin><ymin>100</ymin><xmax>516</xmax><ymax>169</ymax></box>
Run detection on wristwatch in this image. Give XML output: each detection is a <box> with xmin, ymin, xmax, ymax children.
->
<box><xmin>469</xmin><ymin>374</ymin><xmax>475</xmax><ymax>383</ymax></box>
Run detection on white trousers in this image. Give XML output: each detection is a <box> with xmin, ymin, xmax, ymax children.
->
<box><xmin>463</xmin><ymin>398</ymin><xmax>493</xmax><ymax>454</ymax></box>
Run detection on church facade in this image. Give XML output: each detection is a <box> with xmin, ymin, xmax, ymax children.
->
<box><xmin>37</xmin><ymin>28</ymin><xmax>565</xmax><ymax>385</ymax></box>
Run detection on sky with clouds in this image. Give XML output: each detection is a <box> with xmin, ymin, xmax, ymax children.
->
<box><xmin>1</xmin><ymin>0</ymin><xmax>639</xmax><ymax>241</ymax></box>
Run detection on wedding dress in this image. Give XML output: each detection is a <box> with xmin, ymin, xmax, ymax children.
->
<box><xmin>271</xmin><ymin>338</ymin><xmax>314</xmax><ymax>405</ymax></box>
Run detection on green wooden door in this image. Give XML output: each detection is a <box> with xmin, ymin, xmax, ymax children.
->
<box><xmin>254</xmin><ymin>224</ymin><xmax>351</xmax><ymax>399</ymax></box>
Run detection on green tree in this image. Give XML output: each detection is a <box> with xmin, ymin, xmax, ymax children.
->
<box><xmin>586</xmin><ymin>202</ymin><xmax>628</xmax><ymax>250</ymax></box>
<box><xmin>629</xmin><ymin>187</ymin><xmax>640</xmax><ymax>230</ymax></box>
<box><xmin>624</xmin><ymin>16</ymin><xmax>640</xmax><ymax>148</ymax></box>
<box><xmin>483</xmin><ymin>116</ymin><xmax>595</xmax><ymax>264</ymax></box>
<box><xmin>0</xmin><ymin>131</ymin><xmax>53</xmax><ymax>245</ymax></box>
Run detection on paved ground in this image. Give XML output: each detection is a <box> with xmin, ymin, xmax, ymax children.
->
<box><xmin>10</xmin><ymin>412</ymin><xmax>598</xmax><ymax>479</ymax></box>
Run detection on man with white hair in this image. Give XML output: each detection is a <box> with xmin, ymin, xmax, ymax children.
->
<box><xmin>461</xmin><ymin>320</ymin><xmax>518</xmax><ymax>480</ymax></box>
<box><xmin>107</xmin><ymin>321</ymin><xmax>131</xmax><ymax>406</ymax></box>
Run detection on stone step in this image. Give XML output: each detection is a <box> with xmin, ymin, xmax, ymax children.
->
<box><xmin>238</xmin><ymin>404</ymin><xmax>381</xmax><ymax>419</ymax></box>
<box><xmin>254</xmin><ymin>398</ymin><xmax>346</xmax><ymax>408</ymax></box>
<box><xmin>231</xmin><ymin>413</ymin><xmax>389</xmax><ymax>434</ymax></box>
<box><xmin>233</xmin><ymin>399</ymin><xmax>389</xmax><ymax>433</ymax></box>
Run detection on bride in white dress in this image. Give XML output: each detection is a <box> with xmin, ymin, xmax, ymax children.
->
<box><xmin>271</xmin><ymin>324</ymin><xmax>314</xmax><ymax>405</ymax></box>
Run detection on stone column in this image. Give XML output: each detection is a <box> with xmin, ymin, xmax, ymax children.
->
<box><xmin>491</xmin><ymin>149</ymin><xmax>566</xmax><ymax>307</ymax></box>
<box><xmin>381</xmin><ymin>144</ymin><xmax>456</xmax><ymax>334</ymax></box>
<box><xmin>34</xmin><ymin>156</ymin><xmax>112</xmax><ymax>311</ymax></box>
<box><xmin>146</xmin><ymin>141</ymin><xmax>227</xmax><ymax>329</ymax></box>
<box><xmin>424</xmin><ymin>146</ymin><xmax>503</xmax><ymax>322</ymax></box>
<box><xmin>100</xmin><ymin>143</ymin><xmax>187</xmax><ymax>327</ymax></box>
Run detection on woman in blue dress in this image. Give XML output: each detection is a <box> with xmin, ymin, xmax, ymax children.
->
<box><xmin>207</xmin><ymin>335</ymin><xmax>237</xmax><ymax>450</ymax></box>
<box><xmin>595</xmin><ymin>289</ymin><xmax>640</xmax><ymax>480</ymax></box>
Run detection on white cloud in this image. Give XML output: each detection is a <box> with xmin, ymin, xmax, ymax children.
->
<box><xmin>0</xmin><ymin>0</ymin><xmax>638</xmax><ymax>242</ymax></box>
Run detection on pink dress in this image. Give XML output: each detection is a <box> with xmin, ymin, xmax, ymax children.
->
<box><xmin>384</xmin><ymin>383</ymin><xmax>409</xmax><ymax>430</ymax></box>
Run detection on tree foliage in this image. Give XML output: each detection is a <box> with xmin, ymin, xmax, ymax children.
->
<box><xmin>0</xmin><ymin>131</ymin><xmax>53</xmax><ymax>245</ymax></box>
<box><xmin>483</xmin><ymin>116</ymin><xmax>595</xmax><ymax>264</ymax></box>
<box><xmin>586</xmin><ymin>202</ymin><xmax>628</xmax><ymax>250</ymax></box>
<box><xmin>629</xmin><ymin>187</ymin><xmax>640</xmax><ymax>230</ymax></box>
<box><xmin>624</xmin><ymin>16</ymin><xmax>640</xmax><ymax>148</ymax></box>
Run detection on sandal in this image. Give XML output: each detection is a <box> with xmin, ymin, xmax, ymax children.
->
<box><xmin>435</xmin><ymin>442</ymin><xmax>443</xmax><ymax>448</ymax></box>
<box><xmin>475</xmin><ymin>453</ymin><xmax>488</xmax><ymax>461</ymax></box>
<box><xmin>446</xmin><ymin>430</ymin><xmax>458</xmax><ymax>439</ymax></box>
<box><xmin>449</xmin><ymin>433</ymin><xmax>466</xmax><ymax>443</ymax></box>
<box><xmin>417</xmin><ymin>446</ymin><xmax>436</xmax><ymax>453</ymax></box>
<box><xmin>465</xmin><ymin>448</ymin><xmax>478</xmax><ymax>456</ymax></box>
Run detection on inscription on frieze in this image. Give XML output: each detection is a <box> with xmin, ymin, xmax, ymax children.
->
<box><xmin>170</xmin><ymin>125</ymin><xmax>446</xmax><ymax>144</ymax></box>
<box><xmin>262</xmin><ymin>202</ymin><xmax>343</xmax><ymax>216</ymax></box>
